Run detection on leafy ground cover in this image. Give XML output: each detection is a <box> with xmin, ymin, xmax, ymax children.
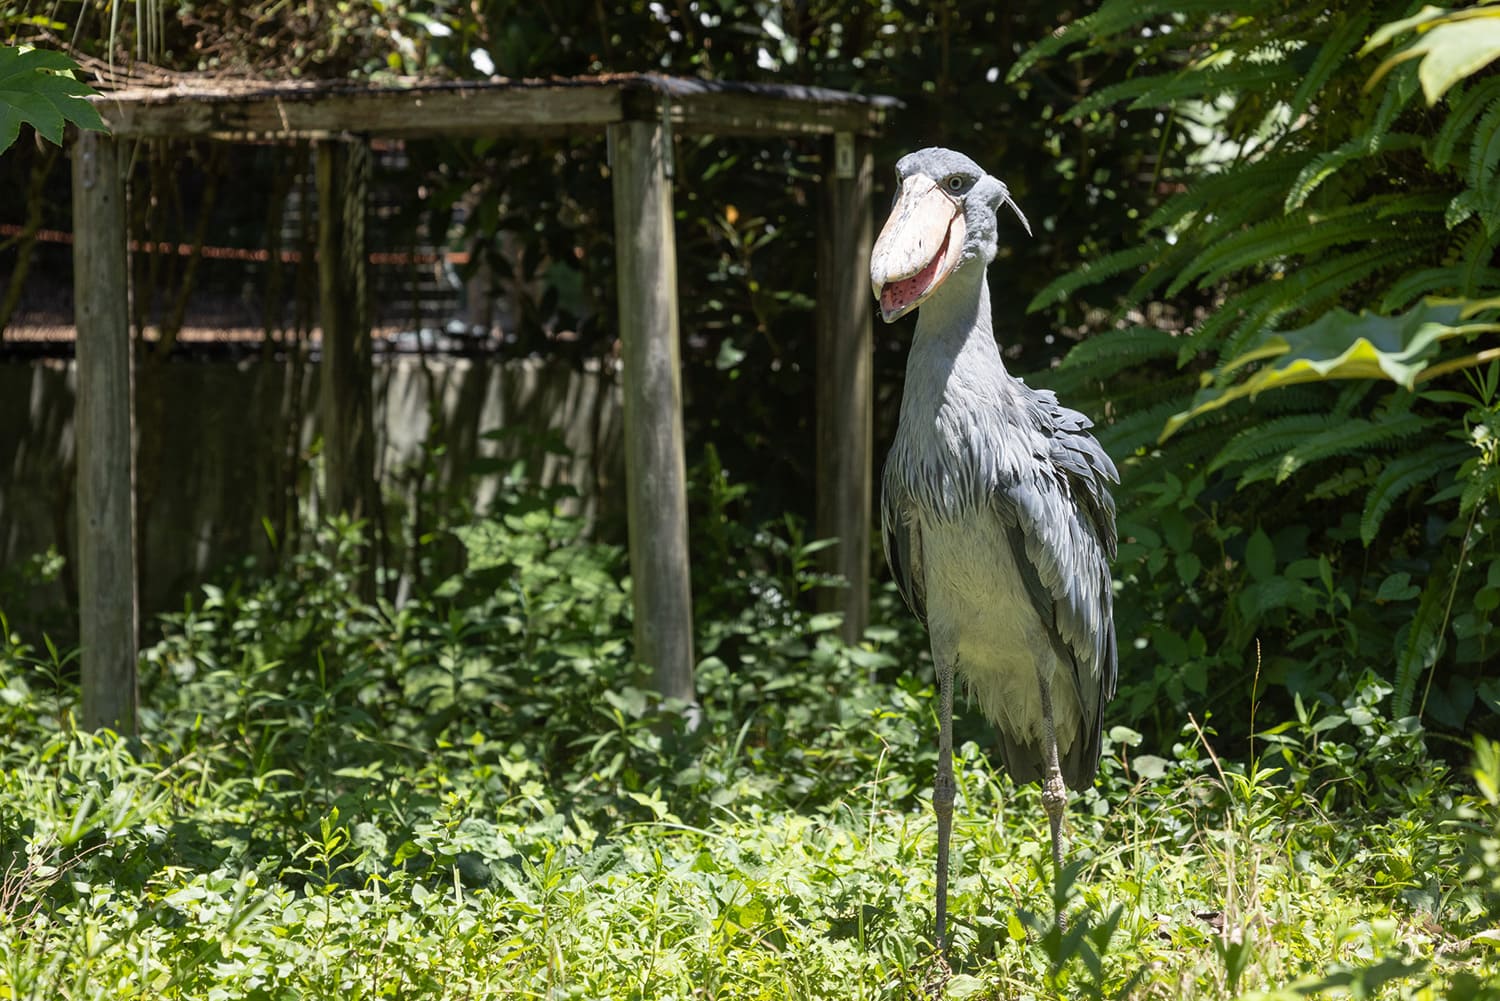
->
<box><xmin>2</xmin><ymin>496</ymin><xmax>1500</xmax><ymax>1000</ymax></box>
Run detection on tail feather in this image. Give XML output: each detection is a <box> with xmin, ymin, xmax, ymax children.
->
<box><xmin>996</xmin><ymin>714</ymin><xmax>1103</xmax><ymax>792</ymax></box>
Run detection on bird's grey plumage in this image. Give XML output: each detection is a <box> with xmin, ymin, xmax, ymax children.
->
<box><xmin>869</xmin><ymin>147</ymin><xmax>1118</xmax><ymax>947</ymax></box>
<box><xmin>879</xmin><ymin>287</ymin><xmax>1118</xmax><ymax>787</ymax></box>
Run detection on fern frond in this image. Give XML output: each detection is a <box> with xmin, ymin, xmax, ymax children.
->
<box><xmin>1368</xmin><ymin>62</ymin><xmax>1424</xmax><ymax>149</ymax></box>
<box><xmin>1039</xmin><ymin>334</ymin><xmax>1192</xmax><ymax>413</ymax></box>
<box><xmin>1061</xmin><ymin>76</ymin><xmax>1174</xmax><ymax>125</ymax></box>
<box><xmin>1175</xmin><ymin>281</ymin><xmax>1288</xmax><ymax>364</ymax></box>
<box><xmin>1460</xmin><ymin>462</ymin><xmax>1500</xmax><ymax>516</ymax></box>
<box><xmin>1007</xmin><ymin>0</ymin><xmax>1244</xmax><ymax>82</ymax></box>
<box><xmin>1446</xmin><ymin>189</ymin><xmax>1483</xmax><ymax>229</ymax></box>
<box><xmin>1174</xmin><ymin>194</ymin><xmax>1448</xmax><ymax>295</ymax></box>
<box><xmin>1309</xmin><ymin>462</ymin><xmax>1376</xmax><ymax>501</ymax></box>
<box><xmin>1394</xmin><ymin>575</ymin><xmax>1448</xmax><ymax>718</ymax></box>
<box><xmin>1432</xmin><ymin>76</ymin><xmax>1500</xmax><ymax>169</ymax></box>
<box><xmin>1128</xmin><ymin>62</ymin><xmax>1298</xmax><ymax>112</ymax></box>
<box><xmin>1125</xmin><ymin>238</ymin><xmax>1205</xmax><ymax>304</ymax></box>
<box><xmin>1056</xmin><ymin>325</ymin><xmax>1180</xmax><ymax>375</ymax></box>
<box><xmin>1284</xmin><ymin>133</ymin><xmax>1424</xmax><ymax>212</ymax></box>
<box><xmin>1460</xmin><ymin>224</ymin><xmax>1500</xmax><ymax>295</ymax></box>
<box><xmin>1220</xmin><ymin>298</ymin><xmax>1300</xmax><ymax>365</ymax></box>
<box><xmin>1125</xmin><ymin>385</ymin><xmax>1340</xmax><ymax>488</ymax></box>
<box><xmin>1094</xmin><ymin>396</ymin><xmax>1195</xmax><ymax>459</ymax></box>
<box><xmin>1380</xmin><ymin>258</ymin><xmax>1500</xmax><ymax>312</ymax></box>
<box><xmin>1361</xmin><ymin>443</ymin><xmax>1469</xmax><ymax>545</ymax></box>
<box><xmin>1209</xmin><ymin>414</ymin><xmax>1341</xmax><ymax>472</ymax></box>
<box><xmin>1126</xmin><ymin>414</ymin><xmax>1229</xmax><ymax>485</ymax></box>
<box><xmin>1218</xmin><ymin>241</ymin><xmax>1436</xmax><ymax>361</ymax></box>
<box><xmin>1285</xmin><ymin>11</ymin><xmax>1373</xmax><ymax>126</ymax></box>
<box><xmin>1143</xmin><ymin>157</ymin><xmax>1315</xmax><ymax>233</ymax></box>
<box><xmin>1235</xmin><ymin>411</ymin><xmax>1431</xmax><ymax>486</ymax></box>
<box><xmin>1026</xmin><ymin>243</ymin><xmax>1162</xmax><ymax>313</ymax></box>
<box><xmin>1064</xmin><ymin>63</ymin><xmax>1294</xmax><ymax>125</ymax></box>
<box><xmin>1331</xmin><ymin>376</ymin><xmax>1387</xmax><ymax>419</ymax></box>
<box><xmin>1288</xmin><ymin>409</ymin><xmax>1430</xmax><ymax>469</ymax></box>
<box><xmin>1469</xmin><ymin>98</ymin><xmax>1500</xmax><ymax>233</ymax></box>
<box><xmin>1289</xmin><ymin>238</ymin><xmax>1430</xmax><ymax>308</ymax></box>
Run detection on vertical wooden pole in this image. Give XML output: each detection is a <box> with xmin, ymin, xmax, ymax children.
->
<box><xmin>815</xmin><ymin>132</ymin><xmax>874</xmax><ymax>644</ymax></box>
<box><xmin>316</xmin><ymin>139</ymin><xmax>376</xmax><ymax>595</ymax></box>
<box><xmin>608</xmin><ymin>119</ymin><xmax>696</xmax><ymax>714</ymax></box>
<box><xmin>72</xmin><ymin>129</ymin><xmax>139</xmax><ymax>734</ymax></box>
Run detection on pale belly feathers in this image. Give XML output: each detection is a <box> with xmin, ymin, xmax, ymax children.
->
<box><xmin>918</xmin><ymin>509</ymin><xmax>1086</xmax><ymax>757</ymax></box>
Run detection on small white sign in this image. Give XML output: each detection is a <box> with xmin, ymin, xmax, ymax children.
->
<box><xmin>834</xmin><ymin>132</ymin><xmax>855</xmax><ymax>180</ymax></box>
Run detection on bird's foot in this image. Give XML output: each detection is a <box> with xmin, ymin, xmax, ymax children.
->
<box><xmin>923</xmin><ymin>950</ymin><xmax>952</xmax><ymax>999</ymax></box>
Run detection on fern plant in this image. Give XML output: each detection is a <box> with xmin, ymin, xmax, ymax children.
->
<box><xmin>1014</xmin><ymin>1</ymin><xmax>1500</xmax><ymax>733</ymax></box>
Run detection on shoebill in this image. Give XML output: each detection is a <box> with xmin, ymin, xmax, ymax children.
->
<box><xmin>869</xmin><ymin>146</ymin><xmax>1118</xmax><ymax>950</ymax></box>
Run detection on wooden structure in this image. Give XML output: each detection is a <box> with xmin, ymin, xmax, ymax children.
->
<box><xmin>73</xmin><ymin>130</ymin><xmax>139</xmax><ymax>733</ymax></box>
<box><xmin>72</xmin><ymin>74</ymin><xmax>896</xmax><ymax>732</ymax></box>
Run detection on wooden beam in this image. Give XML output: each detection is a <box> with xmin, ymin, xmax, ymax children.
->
<box><xmin>97</xmin><ymin>81</ymin><xmax>626</xmax><ymax>140</ymax></box>
<box><xmin>72</xmin><ymin>129</ymin><xmax>139</xmax><ymax>733</ymax></box>
<box><xmin>316</xmin><ymin>138</ymin><xmax>377</xmax><ymax>595</ymax></box>
<box><xmin>815</xmin><ymin>132</ymin><xmax>874</xmax><ymax>644</ymax></box>
<box><xmin>91</xmin><ymin>76</ymin><xmax>895</xmax><ymax>142</ymax></box>
<box><xmin>608</xmin><ymin>118</ymin><xmax>696</xmax><ymax>715</ymax></box>
<box><xmin>626</xmin><ymin>78</ymin><xmax>892</xmax><ymax>138</ymax></box>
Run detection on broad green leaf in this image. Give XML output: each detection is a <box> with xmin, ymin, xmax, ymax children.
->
<box><xmin>1375</xmin><ymin>572</ymin><xmax>1420</xmax><ymax>602</ymax></box>
<box><xmin>1244</xmin><ymin>528</ymin><xmax>1274</xmax><ymax>582</ymax></box>
<box><xmin>947</xmin><ymin>975</ymin><xmax>988</xmax><ymax>999</ymax></box>
<box><xmin>806</xmin><ymin>612</ymin><xmax>843</xmax><ymax>632</ymax></box>
<box><xmin>4</xmin><ymin>88</ymin><xmax>63</xmax><ymax>144</ymax></box>
<box><xmin>1474</xmin><ymin>735</ymin><xmax>1500</xmax><ymax>804</ymax></box>
<box><xmin>1360</xmin><ymin>5</ymin><xmax>1451</xmax><ymax>56</ymax></box>
<box><xmin>1132</xmin><ymin>754</ymin><xmax>1169</xmax><ymax>779</ymax></box>
<box><xmin>0</xmin><ymin>45</ymin><xmax>82</xmax><ymax>82</ymax></box>
<box><xmin>1176</xmin><ymin>551</ymin><xmax>1202</xmax><ymax>586</ymax></box>
<box><xmin>1365</xmin><ymin>8</ymin><xmax>1500</xmax><ymax>103</ymax></box>
<box><xmin>0</xmin><ymin>44</ymin><xmax>107</xmax><ymax>154</ymax></box>
<box><xmin>1239</xmin><ymin>577</ymin><xmax>1311</xmax><ymax>622</ymax></box>
<box><xmin>1161</xmin><ymin>301</ymin><xmax>1500</xmax><ymax>441</ymax></box>
<box><xmin>1415</xmin><ymin>20</ymin><xmax>1500</xmax><ymax>104</ymax></box>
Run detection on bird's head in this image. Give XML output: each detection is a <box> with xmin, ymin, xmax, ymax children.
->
<box><xmin>869</xmin><ymin>147</ymin><xmax>1031</xmax><ymax>323</ymax></box>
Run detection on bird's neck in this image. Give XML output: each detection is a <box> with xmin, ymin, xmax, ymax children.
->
<box><xmin>909</xmin><ymin>265</ymin><xmax>1005</xmax><ymax>375</ymax></box>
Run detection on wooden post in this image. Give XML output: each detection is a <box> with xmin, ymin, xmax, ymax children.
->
<box><xmin>316</xmin><ymin>139</ymin><xmax>377</xmax><ymax>593</ymax></box>
<box><xmin>72</xmin><ymin>129</ymin><xmax>139</xmax><ymax>734</ymax></box>
<box><xmin>608</xmin><ymin>118</ymin><xmax>696</xmax><ymax>714</ymax></box>
<box><xmin>815</xmin><ymin>132</ymin><xmax>874</xmax><ymax>644</ymax></box>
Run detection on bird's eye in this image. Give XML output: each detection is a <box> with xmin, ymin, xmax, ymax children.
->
<box><xmin>946</xmin><ymin>175</ymin><xmax>965</xmax><ymax>192</ymax></box>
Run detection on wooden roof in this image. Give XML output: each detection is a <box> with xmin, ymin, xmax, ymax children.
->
<box><xmin>88</xmin><ymin>73</ymin><xmax>899</xmax><ymax>141</ymax></box>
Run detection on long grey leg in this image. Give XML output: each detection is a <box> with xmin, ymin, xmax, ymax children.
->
<box><xmin>933</xmin><ymin>652</ymin><xmax>956</xmax><ymax>952</ymax></box>
<box><xmin>1036</xmin><ymin>672</ymin><xmax>1068</xmax><ymax>926</ymax></box>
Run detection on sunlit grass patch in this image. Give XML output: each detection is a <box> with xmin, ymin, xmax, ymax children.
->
<box><xmin>1</xmin><ymin>512</ymin><xmax>1498</xmax><ymax>998</ymax></box>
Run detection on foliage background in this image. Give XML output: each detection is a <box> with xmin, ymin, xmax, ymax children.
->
<box><xmin>4</xmin><ymin>0</ymin><xmax>1500</xmax><ymax>993</ymax></box>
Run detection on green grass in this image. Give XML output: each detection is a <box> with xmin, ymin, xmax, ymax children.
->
<box><xmin>1</xmin><ymin>509</ymin><xmax>1498</xmax><ymax>999</ymax></box>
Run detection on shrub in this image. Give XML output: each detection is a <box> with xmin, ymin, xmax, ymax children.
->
<box><xmin>1013</xmin><ymin>1</ymin><xmax>1500</xmax><ymax>741</ymax></box>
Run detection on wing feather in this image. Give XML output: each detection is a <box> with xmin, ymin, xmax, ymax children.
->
<box><xmin>880</xmin><ymin>459</ymin><xmax>928</xmax><ymax>624</ymax></box>
<box><xmin>996</xmin><ymin>391</ymin><xmax>1119</xmax><ymax>787</ymax></box>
